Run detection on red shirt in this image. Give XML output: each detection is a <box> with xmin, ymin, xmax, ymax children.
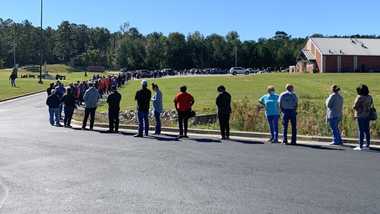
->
<box><xmin>175</xmin><ymin>92</ymin><xmax>194</xmax><ymax>112</ymax></box>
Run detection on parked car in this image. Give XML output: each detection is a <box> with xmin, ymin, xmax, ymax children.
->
<box><xmin>229</xmin><ymin>67</ymin><xmax>249</xmax><ymax>75</ymax></box>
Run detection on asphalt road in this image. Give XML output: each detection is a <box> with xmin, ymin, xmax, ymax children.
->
<box><xmin>0</xmin><ymin>93</ymin><xmax>379</xmax><ymax>214</ymax></box>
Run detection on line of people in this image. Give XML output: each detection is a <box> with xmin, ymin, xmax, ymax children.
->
<box><xmin>47</xmin><ymin>77</ymin><xmax>377</xmax><ymax>151</ymax></box>
<box><xmin>258</xmin><ymin>83</ymin><xmax>377</xmax><ymax>151</ymax></box>
<box><xmin>46</xmin><ymin>74</ymin><xmax>127</xmax><ymax>129</ymax></box>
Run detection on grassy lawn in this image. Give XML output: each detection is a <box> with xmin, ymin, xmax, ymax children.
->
<box><xmin>101</xmin><ymin>73</ymin><xmax>380</xmax><ymax>113</ymax></box>
<box><xmin>0</xmin><ymin>64</ymin><xmax>106</xmax><ymax>101</ymax></box>
<box><xmin>0</xmin><ymin>71</ymin><xmax>49</xmax><ymax>100</ymax></box>
<box><xmin>97</xmin><ymin>73</ymin><xmax>380</xmax><ymax>138</ymax></box>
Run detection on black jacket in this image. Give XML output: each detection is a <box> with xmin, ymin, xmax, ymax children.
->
<box><xmin>107</xmin><ymin>91</ymin><xmax>122</xmax><ymax>111</ymax></box>
<box><xmin>63</xmin><ymin>94</ymin><xmax>76</xmax><ymax>108</ymax></box>
<box><xmin>135</xmin><ymin>88</ymin><xmax>152</xmax><ymax>112</ymax></box>
<box><xmin>46</xmin><ymin>94</ymin><xmax>61</xmax><ymax>108</ymax></box>
<box><xmin>216</xmin><ymin>91</ymin><xmax>232</xmax><ymax>115</ymax></box>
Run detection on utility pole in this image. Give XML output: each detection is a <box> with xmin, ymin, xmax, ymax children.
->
<box><xmin>13</xmin><ymin>24</ymin><xmax>16</xmax><ymax>68</ymax></box>
<box><xmin>38</xmin><ymin>0</ymin><xmax>43</xmax><ymax>84</ymax></box>
<box><xmin>234</xmin><ymin>46</ymin><xmax>238</xmax><ymax>67</ymax></box>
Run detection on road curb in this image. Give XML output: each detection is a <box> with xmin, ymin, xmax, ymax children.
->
<box><xmin>71</xmin><ymin>119</ymin><xmax>380</xmax><ymax>146</ymax></box>
<box><xmin>0</xmin><ymin>90</ymin><xmax>45</xmax><ymax>103</ymax></box>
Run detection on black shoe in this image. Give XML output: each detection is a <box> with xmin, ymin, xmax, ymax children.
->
<box><xmin>134</xmin><ymin>134</ymin><xmax>143</xmax><ymax>138</ymax></box>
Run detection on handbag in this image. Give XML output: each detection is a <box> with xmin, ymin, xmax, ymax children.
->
<box><xmin>369</xmin><ymin>107</ymin><xmax>377</xmax><ymax>121</ymax></box>
<box><xmin>189</xmin><ymin>110</ymin><xmax>196</xmax><ymax>118</ymax></box>
<box><xmin>369</xmin><ymin>99</ymin><xmax>377</xmax><ymax>121</ymax></box>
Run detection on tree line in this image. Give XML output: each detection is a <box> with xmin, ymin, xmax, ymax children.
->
<box><xmin>1</xmin><ymin>18</ymin><xmax>379</xmax><ymax>70</ymax></box>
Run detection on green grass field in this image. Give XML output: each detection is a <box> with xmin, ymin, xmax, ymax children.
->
<box><xmin>0</xmin><ymin>64</ymin><xmax>105</xmax><ymax>101</ymax></box>
<box><xmin>101</xmin><ymin>73</ymin><xmax>380</xmax><ymax>113</ymax></box>
<box><xmin>98</xmin><ymin>73</ymin><xmax>380</xmax><ymax>138</ymax></box>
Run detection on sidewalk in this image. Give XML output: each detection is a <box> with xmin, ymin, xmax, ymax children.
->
<box><xmin>71</xmin><ymin>120</ymin><xmax>380</xmax><ymax>150</ymax></box>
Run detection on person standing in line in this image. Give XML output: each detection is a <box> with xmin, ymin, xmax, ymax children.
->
<box><xmin>325</xmin><ymin>85</ymin><xmax>344</xmax><ymax>145</ymax></box>
<box><xmin>174</xmin><ymin>86</ymin><xmax>194</xmax><ymax>138</ymax></box>
<box><xmin>55</xmin><ymin>82</ymin><xmax>66</xmax><ymax>121</ymax></box>
<box><xmin>259</xmin><ymin>86</ymin><xmax>280</xmax><ymax>143</ymax></box>
<box><xmin>134</xmin><ymin>80</ymin><xmax>152</xmax><ymax>137</ymax></box>
<box><xmin>47</xmin><ymin>83</ymin><xmax>55</xmax><ymax>96</ymax></box>
<box><xmin>216</xmin><ymin>85</ymin><xmax>232</xmax><ymax>140</ymax></box>
<box><xmin>279</xmin><ymin>84</ymin><xmax>298</xmax><ymax>145</ymax></box>
<box><xmin>353</xmin><ymin>84</ymin><xmax>374</xmax><ymax>151</ymax></box>
<box><xmin>152</xmin><ymin>83</ymin><xmax>163</xmax><ymax>135</ymax></box>
<box><xmin>107</xmin><ymin>86</ymin><xmax>122</xmax><ymax>133</ymax></box>
<box><xmin>46</xmin><ymin>90</ymin><xmax>61</xmax><ymax>127</ymax></box>
<box><xmin>82</xmin><ymin>82</ymin><xmax>100</xmax><ymax>131</ymax></box>
<box><xmin>62</xmin><ymin>87</ymin><xmax>76</xmax><ymax>128</ymax></box>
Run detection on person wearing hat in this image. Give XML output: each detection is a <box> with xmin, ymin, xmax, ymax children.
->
<box><xmin>326</xmin><ymin>85</ymin><xmax>344</xmax><ymax>145</ymax></box>
<box><xmin>216</xmin><ymin>85</ymin><xmax>232</xmax><ymax>140</ymax></box>
<box><xmin>279</xmin><ymin>84</ymin><xmax>298</xmax><ymax>145</ymax></box>
<box><xmin>134</xmin><ymin>80</ymin><xmax>152</xmax><ymax>137</ymax></box>
<box><xmin>107</xmin><ymin>85</ymin><xmax>122</xmax><ymax>133</ymax></box>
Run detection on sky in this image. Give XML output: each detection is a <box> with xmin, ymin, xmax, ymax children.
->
<box><xmin>1</xmin><ymin>0</ymin><xmax>380</xmax><ymax>41</ymax></box>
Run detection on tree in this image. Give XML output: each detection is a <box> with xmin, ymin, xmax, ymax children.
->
<box><xmin>165</xmin><ymin>32</ymin><xmax>189</xmax><ymax>69</ymax></box>
<box><xmin>145</xmin><ymin>32</ymin><xmax>167</xmax><ymax>69</ymax></box>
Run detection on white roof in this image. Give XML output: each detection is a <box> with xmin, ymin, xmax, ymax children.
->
<box><xmin>302</xmin><ymin>49</ymin><xmax>316</xmax><ymax>60</ymax></box>
<box><xmin>311</xmin><ymin>38</ymin><xmax>380</xmax><ymax>56</ymax></box>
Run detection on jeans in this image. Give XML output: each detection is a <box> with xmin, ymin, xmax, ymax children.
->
<box><xmin>48</xmin><ymin>107</ymin><xmax>60</xmax><ymax>126</ymax></box>
<box><xmin>138</xmin><ymin>111</ymin><xmax>149</xmax><ymax>136</ymax></box>
<box><xmin>64</xmin><ymin>106</ymin><xmax>74</xmax><ymax>126</ymax></box>
<box><xmin>178</xmin><ymin>110</ymin><xmax>190</xmax><ymax>137</ymax></box>
<box><xmin>218</xmin><ymin>113</ymin><xmax>230</xmax><ymax>139</ymax></box>
<box><xmin>58</xmin><ymin>103</ymin><xmax>63</xmax><ymax>121</ymax></box>
<box><xmin>108</xmin><ymin>108</ymin><xmax>120</xmax><ymax>132</ymax></box>
<box><xmin>82</xmin><ymin>108</ymin><xmax>96</xmax><ymax>130</ymax></box>
<box><xmin>357</xmin><ymin>117</ymin><xmax>370</xmax><ymax>148</ymax></box>
<box><xmin>282</xmin><ymin>109</ymin><xmax>297</xmax><ymax>144</ymax></box>
<box><xmin>11</xmin><ymin>79</ymin><xmax>16</xmax><ymax>87</ymax></box>
<box><xmin>328</xmin><ymin>117</ymin><xmax>342</xmax><ymax>145</ymax></box>
<box><xmin>154</xmin><ymin>111</ymin><xmax>161</xmax><ymax>135</ymax></box>
<box><xmin>267</xmin><ymin>115</ymin><xmax>279</xmax><ymax>142</ymax></box>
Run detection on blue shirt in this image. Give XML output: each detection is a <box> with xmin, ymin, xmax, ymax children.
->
<box><xmin>259</xmin><ymin>93</ymin><xmax>280</xmax><ymax>116</ymax></box>
<box><xmin>152</xmin><ymin>89</ymin><xmax>163</xmax><ymax>113</ymax></box>
<box><xmin>279</xmin><ymin>91</ymin><xmax>298</xmax><ymax>110</ymax></box>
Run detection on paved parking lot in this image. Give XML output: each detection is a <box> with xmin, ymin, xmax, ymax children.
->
<box><xmin>0</xmin><ymin>93</ymin><xmax>379</xmax><ymax>214</ymax></box>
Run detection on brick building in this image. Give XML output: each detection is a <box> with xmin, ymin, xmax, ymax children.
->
<box><xmin>296</xmin><ymin>38</ymin><xmax>380</xmax><ymax>73</ymax></box>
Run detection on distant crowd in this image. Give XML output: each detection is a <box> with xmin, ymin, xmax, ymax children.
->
<box><xmin>46</xmin><ymin>75</ymin><xmax>377</xmax><ymax>151</ymax></box>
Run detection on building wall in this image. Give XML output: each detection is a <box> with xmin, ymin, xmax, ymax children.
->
<box><xmin>315</xmin><ymin>51</ymin><xmax>322</xmax><ymax>72</ymax></box>
<box><xmin>357</xmin><ymin>56</ymin><xmax>380</xmax><ymax>72</ymax></box>
<box><xmin>323</xmin><ymin>55</ymin><xmax>380</xmax><ymax>72</ymax></box>
<box><xmin>341</xmin><ymin>56</ymin><xmax>354</xmax><ymax>72</ymax></box>
<box><xmin>324</xmin><ymin>56</ymin><xmax>338</xmax><ymax>72</ymax></box>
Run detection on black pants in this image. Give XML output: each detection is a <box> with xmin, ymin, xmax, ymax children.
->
<box><xmin>108</xmin><ymin>108</ymin><xmax>120</xmax><ymax>132</ymax></box>
<box><xmin>64</xmin><ymin>106</ymin><xmax>74</xmax><ymax>126</ymax></box>
<box><xmin>178</xmin><ymin>110</ymin><xmax>190</xmax><ymax>136</ymax></box>
<box><xmin>218</xmin><ymin>114</ymin><xmax>230</xmax><ymax>139</ymax></box>
<box><xmin>82</xmin><ymin>107</ymin><xmax>96</xmax><ymax>130</ymax></box>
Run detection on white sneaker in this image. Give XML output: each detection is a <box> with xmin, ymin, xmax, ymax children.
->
<box><xmin>362</xmin><ymin>146</ymin><xmax>370</xmax><ymax>151</ymax></box>
<box><xmin>353</xmin><ymin>147</ymin><xmax>362</xmax><ymax>151</ymax></box>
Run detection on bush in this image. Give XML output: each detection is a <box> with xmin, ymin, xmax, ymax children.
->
<box><xmin>229</xmin><ymin>98</ymin><xmax>380</xmax><ymax>139</ymax></box>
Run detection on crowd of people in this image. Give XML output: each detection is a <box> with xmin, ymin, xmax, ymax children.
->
<box><xmin>45</xmin><ymin>74</ymin><xmax>127</xmax><ymax>129</ymax></box>
<box><xmin>46</xmin><ymin>75</ymin><xmax>377</xmax><ymax>151</ymax></box>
